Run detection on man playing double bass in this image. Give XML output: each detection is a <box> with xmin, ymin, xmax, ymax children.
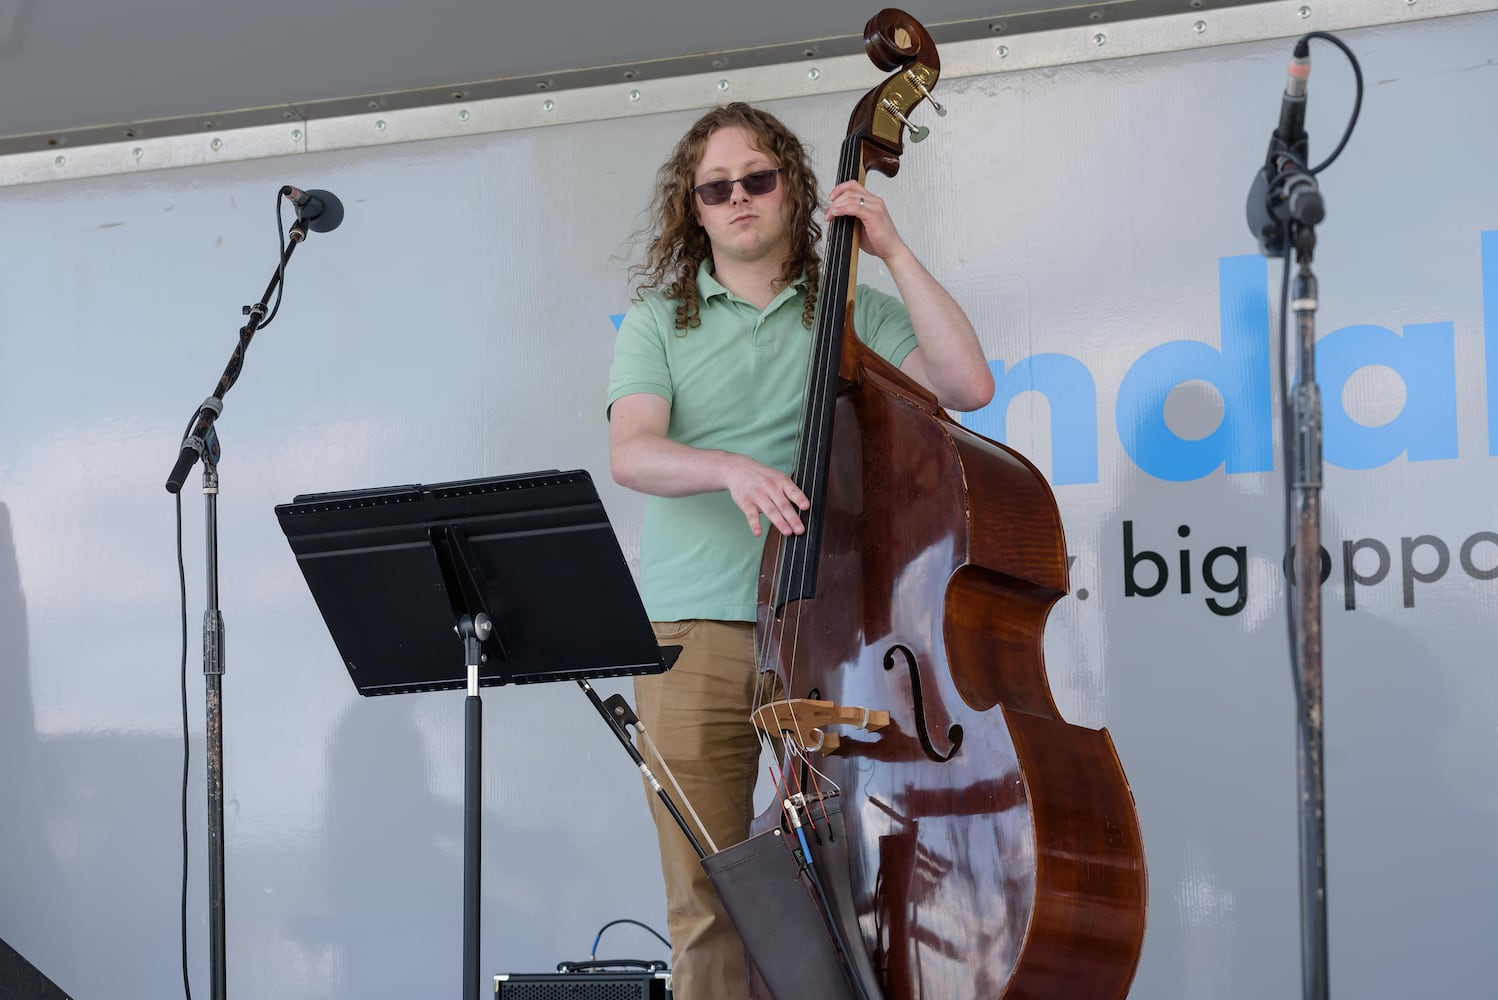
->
<box><xmin>606</xmin><ymin>101</ymin><xmax>993</xmax><ymax>999</ymax></box>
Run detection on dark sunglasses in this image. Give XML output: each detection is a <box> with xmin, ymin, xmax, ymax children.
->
<box><xmin>691</xmin><ymin>168</ymin><xmax>782</xmax><ymax>206</ymax></box>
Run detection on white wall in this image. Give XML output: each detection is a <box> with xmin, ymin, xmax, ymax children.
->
<box><xmin>1</xmin><ymin>8</ymin><xmax>1495</xmax><ymax>998</ymax></box>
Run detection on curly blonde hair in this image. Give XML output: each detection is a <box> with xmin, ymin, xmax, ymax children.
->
<box><xmin>630</xmin><ymin>103</ymin><xmax>822</xmax><ymax>331</ymax></box>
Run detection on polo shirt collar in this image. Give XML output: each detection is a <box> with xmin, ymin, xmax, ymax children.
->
<box><xmin>697</xmin><ymin>258</ymin><xmax>809</xmax><ymax>306</ymax></box>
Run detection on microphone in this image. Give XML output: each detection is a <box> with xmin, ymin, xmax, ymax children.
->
<box><xmin>280</xmin><ymin>185</ymin><xmax>345</xmax><ymax>233</ymax></box>
<box><xmin>1247</xmin><ymin>38</ymin><xmax>1321</xmax><ymax>255</ymax></box>
<box><xmin>1274</xmin><ymin>39</ymin><xmax>1312</xmax><ymax>150</ymax></box>
<box><xmin>1270</xmin><ymin>39</ymin><xmax>1322</xmax><ymax>227</ymax></box>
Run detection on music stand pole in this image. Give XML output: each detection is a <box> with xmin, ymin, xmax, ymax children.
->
<box><xmin>459</xmin><ymin>613</ymin><xmax>491</xmax><ymax>1000</ymax></box>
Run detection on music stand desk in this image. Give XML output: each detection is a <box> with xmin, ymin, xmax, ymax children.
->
<box><xmin>276</xmin><ymin>469</ymin><xmax>672</xmax><ymax>1000</ymax></box>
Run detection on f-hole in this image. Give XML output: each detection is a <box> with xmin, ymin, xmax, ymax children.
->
<box><xmin>883</xmin><ymin>644</ymin><xmax>962</xmax><ymax>762</ymax></box>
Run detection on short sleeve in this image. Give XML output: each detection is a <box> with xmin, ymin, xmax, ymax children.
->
<box><xmin>606</xmin><ymin>297</ymin><xmax>675</xmax><ymax>418</ymax></box>
<box><xmin>852</xmin><ymin>284</ymin><xmax>919</xmax><ymax>369</ymax></box>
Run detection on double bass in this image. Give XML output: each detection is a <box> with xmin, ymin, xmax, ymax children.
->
<box><xmin>745</xmin><ymin>10</ymin><xmax>1148</xmax><ymax>998</ymax></box>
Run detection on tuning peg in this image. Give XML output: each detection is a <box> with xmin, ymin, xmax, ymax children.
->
<box><xmin>905</xmin><ymin>70</ymin><xmax>947</xmax><ymax>117</ymax></box>
<box><xmin>882</xmin><ymin>98</ymin><xmax>931</xmax><ymax>142</ymax></box>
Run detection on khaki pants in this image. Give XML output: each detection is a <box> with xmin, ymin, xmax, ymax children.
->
<box><xmin>633</xmin><ymin>619</ymin><xmax>774</xmax><ymax>1000</ymax></box>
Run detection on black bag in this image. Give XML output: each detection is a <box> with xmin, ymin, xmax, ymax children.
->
<box><xmin>701</xmin><ymin>798</ymin><xmax>884</xmax><ymax>1000</ymax></box>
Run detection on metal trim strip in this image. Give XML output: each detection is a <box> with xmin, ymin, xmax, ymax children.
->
<box><xmin>1</xmin><ymin>0</ymin><xmax>1492</xmax><ymax>188</ymax></box>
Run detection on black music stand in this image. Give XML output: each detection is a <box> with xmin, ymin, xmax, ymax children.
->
<box><xmin>274</xmin><ymin>469</ymin><xmax>675</xmax><ymax>1000</ymax></box>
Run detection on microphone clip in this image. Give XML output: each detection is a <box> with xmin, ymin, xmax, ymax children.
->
<box><xmin>1247</xmin><ymin>138</ymin><xmax>1324</xmax><ymax>258</ymax></box>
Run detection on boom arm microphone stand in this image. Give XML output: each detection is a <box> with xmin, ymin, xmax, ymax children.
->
<box><xmin>164</xmin><ymin>188</ymin><xmax>340</xmax><ymax>999</ymax></box>
<box><xmin>1246</xmin><ymin>31</ymin><xmax>1361</xmax><ymax>1000</ymax></box>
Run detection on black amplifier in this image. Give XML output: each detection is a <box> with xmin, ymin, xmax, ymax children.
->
<box><xmin>493</xmin><ymin>965</ymin><xmax>670</xmax><ymax>1000</ymax></box>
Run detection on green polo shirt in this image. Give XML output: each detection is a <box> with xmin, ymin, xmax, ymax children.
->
<box><xmin>607</xmin><ymin>260</ymin><xmax>918</xmax><ymax>622</ymax></box>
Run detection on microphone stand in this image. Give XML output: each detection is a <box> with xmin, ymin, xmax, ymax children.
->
<box><xmin>165</xmin><ymin>217</ymin><xmax>310</xmax><ymax>1000</ymax></box>
<box><xmin>1287</xmin><ymin>221</ymin><xmax>1328</xmax><ymax>1000</ymax></box>
<box><xmin>1249</xmin><ymin>146</ymin><xmax>1329</xmax><ymax>1000</ymax></box>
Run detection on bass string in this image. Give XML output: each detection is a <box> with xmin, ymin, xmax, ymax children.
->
<box><xmin>753</xmin><ymin>131</ymin><xmax>865</xmax><ymax>784</ymax></box>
